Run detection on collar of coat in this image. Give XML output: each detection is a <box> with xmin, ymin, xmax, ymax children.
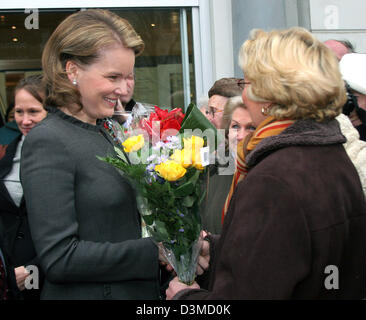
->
<box><xmin>246</xmin><ymin>118</ymin><xmax>346</xmax><ymax>168</ymax></box>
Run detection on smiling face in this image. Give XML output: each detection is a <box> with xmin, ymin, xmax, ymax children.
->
<box><xmin>66</xmin><ymin>44</ymin><xmax>135</xmax><ymax>124</ymax></box>
<box><xmin>14</xmin><ymin>89</ymin><xmax>47</xmax><ymax>136</ymax></box>
<box><xmin>228</xmin><ymin>107</ymin><xmax>255</xmax><ymax>145</ymax></box>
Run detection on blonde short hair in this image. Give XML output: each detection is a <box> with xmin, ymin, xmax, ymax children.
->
<box><xmin>42</xmin><ymin>9</ymin><xmax>144</xmax><ymax>109</ymax></box>
<box><xmin>239</xmin><ymin>27</ymin><xmax>347</xmax><ymax>122</ymax></box>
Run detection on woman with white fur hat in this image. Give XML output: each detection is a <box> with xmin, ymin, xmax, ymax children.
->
<box><xmin>336</xmin><ymin>53</ymin><xmax>366</xmax><ymax>199</ymax></box>
<box><xmin>339</xmin><ymin>53</ymin><xmax>366</xmax><ymax>141</ymax></box>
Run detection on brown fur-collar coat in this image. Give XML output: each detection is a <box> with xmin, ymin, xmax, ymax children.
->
<box><xmin>177</xmin><ymin>119</ymin><xmax>366</xmax><ymax>299</ymax></box>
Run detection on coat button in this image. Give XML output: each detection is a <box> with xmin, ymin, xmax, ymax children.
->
<box><xmin>16</xmin><ymin>232</ymin><xmax>25</xmax><ymax>239</ymax></box>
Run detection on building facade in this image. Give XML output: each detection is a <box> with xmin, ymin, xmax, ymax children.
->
<box><xmin>1</xmin><ymin>0</ymin><xmax>365</xmax><ymax>121</ymax></box>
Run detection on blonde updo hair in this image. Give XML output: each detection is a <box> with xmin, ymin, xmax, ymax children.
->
<box><xmin>42</xmin><ymin>9</ymin><xmax>144</xmax><ymax>109</ymax></box>
<box><xmin>239</xmin><ymin>27</ymin><xmax>347</xmax><ymax>122</ymax></box>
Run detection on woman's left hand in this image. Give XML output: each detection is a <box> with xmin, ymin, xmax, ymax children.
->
<box><xmin>166</xmin><ymin>276</ymin><xmax>200</xmax><ymax>300</ymax></box>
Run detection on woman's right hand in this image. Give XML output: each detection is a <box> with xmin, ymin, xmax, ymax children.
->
<box><xmin>197</xmin><ymin>230</ymin><xmax>210</xmax><ymax>275</ymax></box>
<box><xmin>14</xmin><ymin>266</ymin><xmax>30</xmax><ymax>291</ymax></box>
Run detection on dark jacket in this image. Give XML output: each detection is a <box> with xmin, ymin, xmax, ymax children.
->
<box><xmin>21</xmin><ymin>108</ymin><xmax>160</xmax><ymax>300</ymax></box>
<box><xmin>0</xmin><ymin>135</ymin><xmax>42</xmax><ymax>300</ymax></box>
<box><xmin>0</xmin><ymin>121</ymin><xmax>21</xmax><ymax>146</ymax></box>
<box><xmin>0</xmin><ymin>230</ymin><xmax>20</xmax><ymax>300</ymax></box>
<box><xmin>176</xmin><ymin>119</ymin><xmax>366</xmax><ymax>299</ymax></box>
<box><xmin>0</xmin><ymin>121</ymin><xmax>21</xmax><ymax>160</ymax></box>
<box><xmin>200</xmin><ymin>164</ymin><xmax>233</xmax><ymax>235</ymax></box>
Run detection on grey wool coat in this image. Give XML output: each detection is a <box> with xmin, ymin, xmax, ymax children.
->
<box><xmin>20</xmin><ymin>107</ymin><xmax>160</xmax><ymax>300</ymax></box>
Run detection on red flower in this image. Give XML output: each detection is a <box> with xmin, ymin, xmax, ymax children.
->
<box><xmin>141</xmin><ymin>106</ymin><xmax>185</xmax><ymax>140</ymax></box>
<box><xmin>161</xmin><ymin>118</ymin><xmax>182</xmax><ymax>140</ymax></box>
<box><xmin>155</xmin><ymin>106</ymin><xmax>169</xmax><ymax>120</ymax></box>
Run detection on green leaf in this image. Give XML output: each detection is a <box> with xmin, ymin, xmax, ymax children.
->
<box><xmin>174</xmin><ymin>181</ymin><xmax>194</xmax><ymax>197</ymax></box>
<box><xmin>188</xmin><ymin>169</ymin><xmax>201</xmax><ymax>185</ymax></box>
<box><xmin>142</xmin><ymin>214</ymin><xmax>155</xmax><ymax>226</ymax></box>
<box><xmin>114</xmin><ymin>146</ymin><xmax>129</xmax><ymax>163</ymax></box>
<box><xmin>180</xmin><ymin>103</ymin><xmax>215</xmax><ymax>133</ymax></box>
<box><xmin>96</xmin><ymin>155</ymin><xmax>106</xmax><ymax>162</ymax></box>
<box><xmin>155</xmin><ymin>221</ymin><xmax>170</xmax><ymax>239</ymax></box>
<box><xmin>180</xmin><ymin>103</ymin><xmax>222</xmax><ymax>149</ymax></box>
<box><xmin>182</xmin><ymin>195</ymin><xmax>195</xmax><ymax>207</ymax></box>
<box><xmin>138</xmin><ymin>144</ymin><xmax>151</xmax><ymax>164</ymax></box>
<box><xmin>98</xmin><ymin>156</ymin><xmax>128</xmax><ymax>172</ymax></box>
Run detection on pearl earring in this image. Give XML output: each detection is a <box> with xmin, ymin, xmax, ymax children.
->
<box><xmin>72</xmin><ymin>79</ymin><xmax>77</xmax><ymax>85</ymax></box>
<box><xmin>261</xmin><ymin>106</ymin><xmax>268</xmax><ymax>116</ymax></box>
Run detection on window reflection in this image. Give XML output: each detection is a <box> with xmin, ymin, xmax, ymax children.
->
<box><xmin>0</xmin><ymin>8</ymin><xmax>196</xmax><ymax>120</ymax></box>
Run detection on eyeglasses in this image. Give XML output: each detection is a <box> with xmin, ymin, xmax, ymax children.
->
<box><xmin>208</xmin><ymin>107</ymin><xmax>224</xmax><ymax>118</ymax></box>
<box><xmin>237</xmin><ymin>79</ymin><xmax>251</xmax><ymax>90</ymax></box>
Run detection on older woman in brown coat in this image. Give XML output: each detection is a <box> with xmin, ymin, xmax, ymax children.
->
<box><xmin>167</xmin><ymin>27</ymin><xmax>366</xmax><ymax>300</ymax></box>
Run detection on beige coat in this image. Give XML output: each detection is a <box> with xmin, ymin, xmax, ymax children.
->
<box><xmin>337</xmin><ymin>113</ymin><xmax>366</xmax><ymax>198</ymax></box>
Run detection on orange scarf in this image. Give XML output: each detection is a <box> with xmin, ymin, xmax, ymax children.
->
<box><xmin>221</xmin><ymin>116</ymin><xmax>295</xmax><ymax>224</ymax></box>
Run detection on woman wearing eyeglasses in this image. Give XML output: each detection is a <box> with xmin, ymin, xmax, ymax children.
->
<box><xmin>167</xmin><ymin>27</ymin><xmax>366</xmax><ymax>300</ymax></box>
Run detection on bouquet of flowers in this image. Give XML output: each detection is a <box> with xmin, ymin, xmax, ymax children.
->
<box><xmin>100</xmin><ymin>104</ymin><xmax>218</xmax><ymax>285</ymax></box>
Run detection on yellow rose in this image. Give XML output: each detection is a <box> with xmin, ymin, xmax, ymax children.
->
<box><xmin>183</xmin><ymin>136</ymin><xmax>205</xmax><ymax>150</ymax></box>
<box><xmin>122</xmin><ymin>135</ymin><xmax>145</xmax><ymax>153</ymax></box>
<box><xmin>183</xmin><ymin>136</ymin><xmax>205</xmax><ymax>170</ymax></box>
<box><xmin>192</xmin><ymin>151</ymin><xmax>204</xmax><ymax>170</ymax></box>
<box><xmin>155</xmin><ymin>160</ymin><xmax>187</xmax><ymax>181</ymax></box>
<box><xmin>170</xmin><ymin>149</ymin><xmax>193</xmax><ymax>168</ymax></box>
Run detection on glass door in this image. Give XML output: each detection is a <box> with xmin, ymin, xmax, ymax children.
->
<box><xmin>0</xmin><ymin>6</ymin><xmax>197</xmax><ymax>122</ymax></box>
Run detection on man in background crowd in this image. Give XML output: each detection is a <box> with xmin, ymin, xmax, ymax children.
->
<box><xmin>324</xmin><ymin>39</ymin><xmax>355</xmax><ymax>60</ymax></box>
<box><xmin>340</xmin><ymin>53</ymin><xmax>366</xmax><ymax>141</ymax></box>
<box><xmin>207</xmin><ymin>77</ymin><xmax>243</xmax><ymax>129</ymax></box>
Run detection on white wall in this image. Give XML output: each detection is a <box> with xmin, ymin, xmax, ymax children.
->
<box><xmin>310</xmin><ymin>0</ymin><xmax>366</xmax><ymax>53</ymax></box>
<box><xmin>209</xmin><ymin>0</ymin><xmax>234</xmax><ymax>81</ymax></box>
<box><xmin>193</xmin><ymin>0</ymin><xmax>235</xmax><ymax>99</ymax></box>
<box><xmin>231</xmin><ymin>0</ymin><xmax>289</xmax><ymax>78</ymax></box>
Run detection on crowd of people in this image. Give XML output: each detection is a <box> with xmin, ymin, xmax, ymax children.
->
<box><xmin>1</xmin><ymin>9</ymin><xmax>366</xmax><ymax>300</ymax></box>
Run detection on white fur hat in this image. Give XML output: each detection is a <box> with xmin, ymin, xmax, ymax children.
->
<box><xmin>339</xmin><ymin>53</ymin><xmax>366</xmax><ymax>95</ymax></box>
